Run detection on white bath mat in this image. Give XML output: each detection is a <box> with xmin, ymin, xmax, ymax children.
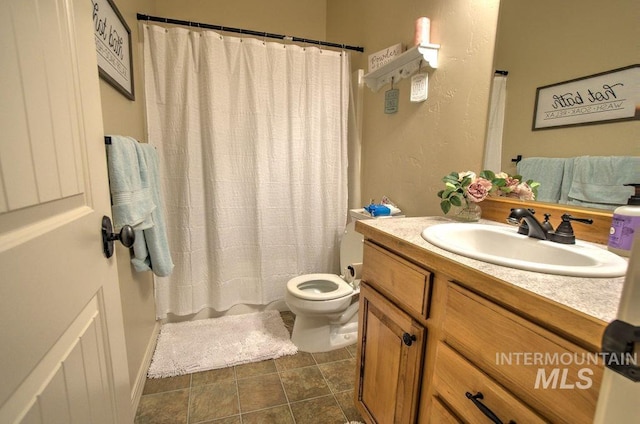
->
<box><xmin>147</xmin><ymin>310</ymin><xmax>298</xmax><ymax>378</ymax></box>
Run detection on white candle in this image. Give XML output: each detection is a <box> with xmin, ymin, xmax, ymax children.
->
<box><xmin>413</xmin><ymin>17</ymin><xmax>431</xmax><ymax>46</ymax></box>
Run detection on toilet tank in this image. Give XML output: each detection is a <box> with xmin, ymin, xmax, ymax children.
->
<box><xmin>339</xmin><ymin>208</ymin><xmax>403</xmax><ymax>273</ymax></box>
<box><xmin>339</xmin><ymin>221</ymin><xmax>364</xmax><ymax>273</ymax></box>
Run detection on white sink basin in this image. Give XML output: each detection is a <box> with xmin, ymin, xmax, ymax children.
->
<box><xmin>421</xmin><ymin>223</ymin><xmax>628</xmax><ymax>277</ymax></box>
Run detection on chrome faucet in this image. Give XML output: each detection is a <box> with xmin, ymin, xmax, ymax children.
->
<box><xmin>506</xmin><ymin>208</ymin><xmax>549</xmax><ymax>240</ymax></box>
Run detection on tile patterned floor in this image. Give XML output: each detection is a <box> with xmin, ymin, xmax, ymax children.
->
<box><xmin>135</xmin><ymin>312</ymin><xmax>364</xmax><ymax>424</ymax></box>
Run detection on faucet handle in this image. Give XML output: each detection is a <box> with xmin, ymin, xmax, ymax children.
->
<box><xmin>549</xmin><ymin>214</ymin><xmax>594</xmax><ymax>244</ymax></box>
<box><xmin>541</xmin><ymin>213</ymin><xmax>554</xmax><ymax>233</ymax></box>
<box><xmin>562</xmin><ymin>214</ymin><xmax>594</xmax><ymax>226</ymax></box>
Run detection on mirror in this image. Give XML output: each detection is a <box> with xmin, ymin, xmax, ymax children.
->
<box><xmin>488</xmin><ymin>0</ymin><xmax>638</xmax><ymax>209</ymax></box>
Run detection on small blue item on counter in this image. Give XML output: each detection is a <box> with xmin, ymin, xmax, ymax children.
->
<box><xmin>364</xmin><ymin>204</ymin><xmax>391</xmax><ymax>217</ymax></box>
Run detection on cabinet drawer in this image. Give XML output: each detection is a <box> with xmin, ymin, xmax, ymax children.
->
<box><xmin>362</xmin><ymin>242</ymin><xmax>432</xmax><ymax>318</ymax></box>
<box><xmin>433</xmin><ymin>342</ymin><xmax>546</xmax><ymax>423</ymax></box>
<box><xmin>442</xmin><ymin>283</ymin><xmax>602</xmax><ymax>423</ymax></box>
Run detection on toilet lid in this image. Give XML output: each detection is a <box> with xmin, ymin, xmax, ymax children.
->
<box><xmin>287</xmin><ymin>273</ymin><xmax>354</xmax><ymax>301</ymax></box>
<box><xmin>340</xmin><ymin>222</ymin><xmax>363</xmax><ymax>272</ymax></box>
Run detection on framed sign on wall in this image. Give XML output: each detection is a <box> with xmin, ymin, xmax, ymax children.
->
<box><xmin>92</xmin><ymin>0</ymin><xmax>134</xmax><ymax>100</ymax></box>
<box><xmin>532</xmin><ymin>64</ymin><xmax>639</xmax><ymax>130</ymax></box>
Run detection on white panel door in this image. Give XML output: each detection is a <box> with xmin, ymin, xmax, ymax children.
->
<box><xmin>0</xmin><ymin>0</ymin><xmax>131</xmax><ymax>422</ymax></box>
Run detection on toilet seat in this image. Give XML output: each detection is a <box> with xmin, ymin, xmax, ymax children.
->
<box><xmin>287</xmin><ymin>273</ymin><xmax>354</xmax><ymax>301</ymax></box>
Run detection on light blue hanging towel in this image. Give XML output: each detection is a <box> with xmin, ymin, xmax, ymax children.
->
<box><xmin>131</xmin><ymin>144</ymin><xmax>174</xmax><ymax>277</ymax></box>
<box><xmin>106</xmin><ymin>135</ymin><xmax>173</xmax><ymax>276</ymax></box>
<box><xmin>106</xmin><ymin>135</ymin><xmax>155</xmax><ymax>231</ymax></box>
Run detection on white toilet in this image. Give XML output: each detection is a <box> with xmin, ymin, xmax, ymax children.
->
<box><xmin>285</xmin><ymin>209</ymin><xmax>373</xmax><ymax>353</ymax></box>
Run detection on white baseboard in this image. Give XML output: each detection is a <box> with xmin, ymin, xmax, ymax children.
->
<box><xmin>130</xmin><ymin>321</ymin><xmax>161</xmax><ymax>414</ymax></box>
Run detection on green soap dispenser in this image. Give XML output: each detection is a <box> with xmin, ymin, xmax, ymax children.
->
<box><xmin>608</xmin><ymin>184</ymin><xmax>640</xmax><ymax>257</ymax></box>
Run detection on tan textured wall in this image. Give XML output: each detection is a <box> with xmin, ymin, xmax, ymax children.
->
<box><xmin>328</xmin><ymin>0</ymin><xmax>501</xmax><ymax>217</ymax></box>
<box><xmin>153</xmin><ymin>0</ymin><xmax>327</xmax><ymax>40</ymax></box>
<box><xmin>495</xmin><ymin>0</ymin><xmax>639</xmax><ymax>173</ymax></box>
<box><xmin>99</xmin><ymin>0</ymin><xmax>156</xmax><ymax>391</ymax></box>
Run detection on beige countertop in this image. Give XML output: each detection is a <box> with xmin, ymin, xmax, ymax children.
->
<box><xmin>357</xmin><ymin>216</ymin><xmax>626</xmax><ymax>323</ymax></box>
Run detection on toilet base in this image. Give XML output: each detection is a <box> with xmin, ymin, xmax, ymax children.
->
<box><xmin>290</xmin><ymin>308</ymin><xmax>359</xmax><ymax>353</ymax></box>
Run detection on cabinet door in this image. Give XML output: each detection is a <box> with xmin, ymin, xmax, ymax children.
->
<box><xmin>430</xmin><ymin>397</ymin><xmax>462</xmax><ymax>424</ymax></box>
<box><xmin>356</xmin><ymin>282</ymin><xmax>425</xmax><ymax>423</ymax></box>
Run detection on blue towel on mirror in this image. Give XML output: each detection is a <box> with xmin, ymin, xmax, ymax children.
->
<box><xmin>559</xmin><ymin>158</ymin><xmax>575</xmax><ymax>204</ymax></box>
<box><xmin>517</xmin><ymin>157</ymin><xmax>566</xmax><ymax>203</ymax></box>
<box><xmin>567</xmin><ymin>156</ymin><xmax>639</xmax><ymax>209</ymax></box>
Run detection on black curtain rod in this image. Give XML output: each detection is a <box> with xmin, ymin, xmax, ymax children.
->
<box><xmin>136</xmin><ymin>13</ymin><xmax>364</xmax><ymax>53</ymax></box>
<box><xmin>495</xmin><ymin>70</ymin><xmax>509</xmax><ymax>75</ymax></box>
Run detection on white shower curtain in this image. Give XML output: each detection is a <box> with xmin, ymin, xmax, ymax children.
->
<box><xmin>143</xmin><ymin>25</ymin><xmax>349</xmax><ymax>318</ymax></box>
<box><xmin>483</xmin><ymin>74</ymin><xmax>507</xmax><ymax>171</ymax></box>
<box><xmin>348</xmin><ymin>69</ymin><xmax>364</xmax><ymax>209</ymax></box>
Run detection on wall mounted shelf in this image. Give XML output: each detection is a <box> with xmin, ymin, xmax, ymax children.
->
<box><xmin>363</xmin><ymin>43</ymin><xmax>440</xmax><ymax>92</ymax></box>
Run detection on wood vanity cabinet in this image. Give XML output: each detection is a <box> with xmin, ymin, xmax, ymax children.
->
<box><xmin>354</xmin><ymin>239</ymin><xmax>604</xmax><ymax>424</ymax></box>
